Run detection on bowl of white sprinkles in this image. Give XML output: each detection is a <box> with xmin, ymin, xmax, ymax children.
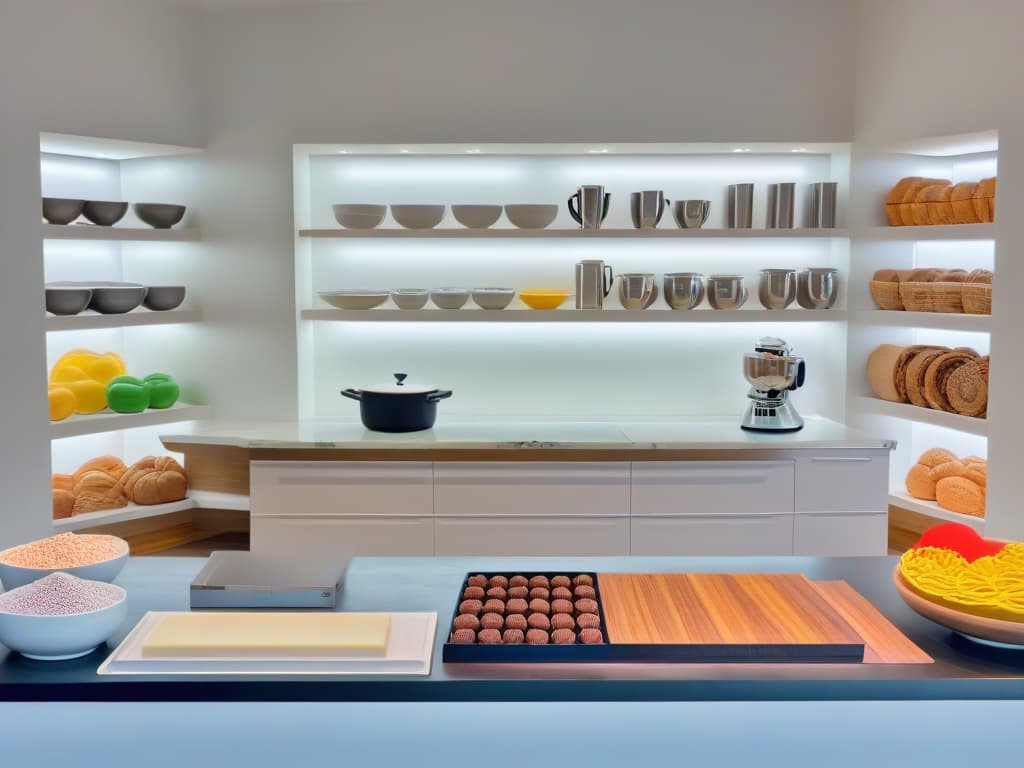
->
<box><xmin>0</xmin><ymin>572</ymin><xmax>127</xmax><ymax>660</ymax></box>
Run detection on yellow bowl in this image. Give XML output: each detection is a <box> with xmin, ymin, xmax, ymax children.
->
<box><xmin>519</xmin><ymin>289</ymin><xmax>570</xmax><ymax>310</ymax></box>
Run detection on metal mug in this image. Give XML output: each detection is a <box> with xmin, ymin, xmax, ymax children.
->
<box><xmin>568</xmin><ymin>185</ymin><xmax>611</xmax><ymax>229</ymax></box>
<box><xmin>766</xmin><ymin>183</ymin><xmax>796</xmax><ymax>229</ymax></box>
<box><xmin>673</xmin><ymin>199</ymin><xmax>711</xmax><ymax>229</ymax></box>
<box><xmin>575</xmin><ymin>259</ymin><xmax>614</xmax><ymax>309</ymax></box>
<box><xmin>663</xmin><ymin>273</ymin><xmax>705</xmax><ymax>310</ymax></box>
<box><xmin>630</xmin><ymin>190</ymin><xmax>669</xmax><ymax>229</ymax></box>
<box><xmin>757</xmin><ymin>269</ymin><xmax>797</xmax><ymax>310</ymax></box>
<box><xmin>809</xmin><ymin>182</ymin><xmax>838</xmax><ymax>228</ymax></box>
<box><xmin>706</xmin><ymin>275</ymin><xmax>748</xmax><ymax>310</ymax></box>
<box><xmin>618</xmin><ymin>273</ymin><xmax>658</xmax><ymax>310</ymax></box>
<box><xmin>727</xmin><ymin>183</ymin><xmax>754</xmax><ymax>228</ymax></box>
<box><xmin>797</xmin><ymin>267</ymin><xmax>839</xmax><ymax>309</ymax></box>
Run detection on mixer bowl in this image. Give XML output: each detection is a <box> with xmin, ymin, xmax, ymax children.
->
<box><xmin>743</xmin><ymin>353</ymin><xmax>801</xmax><ymax>391</ymax></box>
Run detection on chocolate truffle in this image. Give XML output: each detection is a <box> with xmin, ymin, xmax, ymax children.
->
<box><xmin>550</xmin><ymin>575</ymin><xmax>571</xmax><ymax>589</ymax></box>
<box><xmin>453</xmin><ymin>614</ymin><xmax>481</xmax><ymax>631</ymax></box>
<box><xmin>468</xmin><ymin>574</ymin><xmax>488</xmax><ymax>588</ymax></box>
<box><xmin>505</xmin><ymin>613</ymin><xmax>528</xmax><ymax>631</ymax></box>
<box><xmin>578</xmin><ymin>628</ymin><xmax>604</xmax><ymax>644</ymax></box>
<box><xmin>480</xmin><ymin>612</ymin><xmax>504</xmax><ymax>630</ymax></box>
<box><xmin>572</xmin><ymin>574</ymin><xmax>594</xmax><ymax>587</ymax></box>
<box><xmin>506</xmin><ymin>598</ymin><xmax>529</xmax><ymax>615</ymax></box>
<box><xmin>525</xmin><ymin>629</ymin><xmax>549</xmax><ymax>644</ymax></box>
<box><xmin>477</xmin><ymin>628</ymin><xmax>502</xmax><ymax>644</ymax></box>
<box><xmin>483</xmin><ymin>598</ymin><xmax>506</xmax><ymax>615</ymax></box>
<box><xmin>462</xmin><ymin>586</ymin><xmax>485</xmax><ymax>600</ymax></box>
<box><xmin>528</xmin><ymin>575</ymin><xmax>550</xmax><ymax>589</ymax></box>
<box><xmin>509</xmin><ymin>575</ymin><xmax>529</xmax><ymax>588</ymax></box>
<box><xmin>551</xmin><ymin>628</ymin><xmax>575</xmax><ymax>644</ymax></box>
<box><xmin>529</xmin><ymin>598</ymin><xmax>551</xmax><ymax>615</ymax></box>
<box><xmin>459</xmin><ymin>599</ymin><xmax>483</xmax><ymax>615</ymax></box>
<box><xmin>551</xmin><ymin>599</ymin><xmax>574</xmax><ymax>615</ymax></box>
<box><xmin>551</xmin><ymin>613</ymin><xmax>575</xmax><ymax>631</ymax></box>
<box><xmin>487</xmin><ymin>575</ymin><xmax>509</xmax><ymax>590</ymax></box>
<box><xmin>527</xmin><ymin>613</ymin><xmax>550</xmax><ymax>631</ymax></box>
<box><xmin>573</xmin><ymin>585</ymin><xmax>596</xmax><ymax>600</ymax></box>
<box><xmin>486</xmin><ymin>586</ymin><xmax>508</xmax><ymax>601</ymax></box>
<box><xmin>502</xmin><ymin>629</ymin><xmax>525</xmax><ymax>644</ymax></box>
<box><xmin>574</xmin><ymin>598</ymin><xmax>598</xmax><ymax>615</ymax></box>
<box><xmin>507</xmin><ymin>586</ymin><xmax>529</xmax><ymax>600</ymax></box>
<box><xmin>529</xmin><ymin>587</ymin><xmax>550</xmax><ymax>601</ymax></box>
<box><xmin>551</xmin><ymin>586</ymin><xmax>573</xmax><ymax>601</ymax></box>
<box><xmin>576</xmin><ymin>613</ymin><xmax>601</xmax><ymax>630</ymax></box>
<box><xmin>451</xmin><ymin>628</ymin><xmax>476</xmax><ymax>644</ymax></box>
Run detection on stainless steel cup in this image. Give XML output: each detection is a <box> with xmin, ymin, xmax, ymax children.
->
<box><xmin>619</xmin><ymin>273</ymin><xmax>658</xmax><ymax>310</ymax></box>
<box><xmin>630</xmin><ymin>190</ymin><xmax>669</xmax><ymax>229</ymax></box>
<box><xmin>766</xmin><ymin>182</ymin><xmax>796</xmax><ymax>229</ymax></box>
<box><xmin>673</xmin><ymin>199</ymin><xmax>711</xmax><ymax>228</ymax></box>
<box><xmin>796</xmin><ymin>267</ymin><xmax>839</xmax><ymax>309</ymax></box>
<box><xmin>757</xmin><ymin>269</ymin><xmax>797</xmax><ymax>309</ymax></box>
<box><xmin>575</xmin><ymin>259</ymin><xmax>614</xmax><ymax>309</ymax></box>
<box><xmin>706</xmin><ymin>275</ymin><xmax>748</xmax><ymax>309</ymax></box>
<box><xmin>809</xmin><ymin>182</ymin><xmax>838</xmax><ymax>228</ymax></box>
<box><xmin>568</xmin><ymin>185</ymin><xmax>610</xmax><ymax>229</ymax></box>
<box><xmin>727</xmin><ymin>183</ymin><xmax>754</xmax><ymax>228</ymax></box>
<box><xmin>663</xmin><ymin>273</ymin><xmax>705</xmax><ymax>310</ymax></box>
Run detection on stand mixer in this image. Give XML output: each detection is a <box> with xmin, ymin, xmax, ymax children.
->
<box><xmin>741</xmin><ymin>336</ymin><xmax>806</xmax><ymax>432</ymax></box>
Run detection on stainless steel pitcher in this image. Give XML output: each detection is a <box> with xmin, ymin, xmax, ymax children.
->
<box><xmin>568</xmin><ymin>185</ymin><xmax>611</xmax><ymax>229</ymax></box>
<box><xmin>575</xmin><ymin>260</ymin><xmax>614</xmax><ymax>309</ymax></box>
<box><xmin>630</xmin><ymin>190</ymin><xmax>669</xmax><ymax>229</ymax></box>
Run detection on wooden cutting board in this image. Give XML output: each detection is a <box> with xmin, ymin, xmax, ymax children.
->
<box><xmin>597</xmin><ymin>573</ymin><xmax>865</xmax><ymax>662</ymax></box>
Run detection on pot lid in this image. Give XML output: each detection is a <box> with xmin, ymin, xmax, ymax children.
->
<box><xmin>359</xmin><ymin>373</ymin><xmax>438</xmax><ymax>395</ymax></box>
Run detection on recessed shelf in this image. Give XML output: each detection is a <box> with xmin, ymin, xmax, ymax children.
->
<box><xmin>45</xmin><ymin>308</ymin><xmax>200</xmax><ymax>331</ymax></box>
<box><xmin>50</xmin><ymin>403</ymin><xmax>210</xmax><ymax>439</ymax></box>
<box><xmin>302</xmin><ymin>308</ymin><xmax>848</xmax><ymax>323</ymax></box>
<box><xmin>888</xmin><ymin>492</ymin><xmax>985</xmax><ymax>532</ymax></box>
<box><xmin>852</xmin><ymin>310</ymin><xmax>990</xmax><ymax>333</ymax></box>
<box><xmin>42</xmin><ymin>224</ymin><xmax>199</xmax><ymax>242</ymax></box>
<box><xmin>40</xmin><ymin>132</ymin><xmax>203</xmax><ymax>160</ymax></box>
<box><xmin>856</xmin><ymin>397</ymin><xmax>987</xmax><ymax>436</ymax></box>
<box><xmin>52</xmin><ymin>498</ymin><xmax>197</xmax><ymax>532</ymax></box>
<box><xmin>190</xmin><ymin>490</ymin><xmax>250</xmax><ymax>511</ymax></box>
<box><xmin>858</xmin><ymin>224</ymin><xmax>994</xmax><ymax>241</ymax></box>
<box><xmin>299</xmin><ymin>227</ymin><xmax>848</xmax><ymax>240</ymax></box>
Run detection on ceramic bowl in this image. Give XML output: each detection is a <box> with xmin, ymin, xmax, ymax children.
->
<box><xmin>0</xmin><ymin>538</ymin><xmax>129</xmax><ymax>591</ymax></box>
<box><xmin>82</xmin><ymin>201</ymin><xmax>128</xmax><ymax>226</ymax></box>
<box><xmin>0</xmin><ymin>585</ymin><xmax>127</xmax><ymax>660</ymax></box>
<box><xmin>504</xmin><ymin>204</ymin><xmax>558</xmax><ymax>229</ymax></box>
<box><xmin>391</xmin><ymin>289</ymin><xmax>430</xmax><ymax>310</ymax></box>
<box><xmin>319</xmin><ymin>290</ymin><xmax>390</xmax><ymax>310</ymax></box>
<box><xmin>90</xmin><ymin>285</ymin><xmax>148</xmax><ymax>314</ymax></box>
<box><xmin>42</xmin><ymin>198</ymin><xmax>84</xmax><ymax>225</ymax></box>
<box><xmin>333</xmin><ymin>204</ymin><xmax>386</xmax><ymax>229</ymax></box>
<box><xmin>430</xmin><ymin>288</ymin><xmax>470</xmax><ymax>310</ymax></box>
<box><xmin>519</xmin><ymin>289</ymin><xmax>570</xmax><ymax>310</ymax></box>
<box><xmin>45</xmin><ymin>287</ymin><xmax>93</xmax><ymax>316</ymax></box>
<box><xmin>452</xmin><ymin>204</ymin><xmax>502</xmax><ymax>229</ymax></box>
<box><xmin>391</xmin><ymin>205</ymin><xmax>445</xmax><ymax>229</ymax></box>
<box><xmin>471</xmin><ymin>287</ymin><xmax>516</xmax><ymax>310</ymax></box>
<box><xmin>142</xmin><ymin>286</ymin><xmax>186</xmax><ymax>311</ymax></box>
<box><xmin>133</xmin><ymin>203</ymin><xmax>186</xmax><ymax>229</ymax></box>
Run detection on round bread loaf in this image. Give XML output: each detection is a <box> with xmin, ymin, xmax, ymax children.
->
<box><xmin>866</xmin><ymin>344</ymin><xmax>905</xmax><ymax>402</ymax></box>
<box><xmin>950</xmin><ymin>182</ymin><xmax>981</xmax><ymax>224</ymax></box>
<box><xmin>929</xmin><ymin>460</ymin><xmax>968</xmax><ymax>483</ymax></box>
<box><xmin>918</xmin><ymin>447</ymin><xmax>958</xmax><ymax>468</ymax></box>
<box><xmin>905</xmin><ymin>348</ymin><xmax>948</xmax><ymax>407</ymax></box>
<box><xmin>894</xmin><ymin>346</ymin><xmax>940</xmax><ymax>402</ymax></box>
<box><xmin>945</xmin><ymin>356</ymin><xmax>989</xmax><ymax>417</ymax></box>
<box><xmin>935</xmin><ymin>477</ymin><xmax>985</xmax><ymax>517</ymax></box>
<box><xmin>905</xmin><ymin>464</ymin><xmax>937</xmax><ymax>500</ymax></box>
<box><xmin>924</xmin><ymin>350</ymin><xmax>977</xmax><ymax>411</ymax></box>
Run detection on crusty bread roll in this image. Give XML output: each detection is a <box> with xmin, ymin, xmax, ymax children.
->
<box><xmin>52</xmin><ymin>473</ymin><xmax>74</xmax><ymax>493</ymax></box>
<box><xmin>905</xmin><ymin>348</ymin><xmax>948</xmax><ymax>408</ymax></box>
<box><xmin>72</xmin><ymin>470</ymin><xmax>127</xmax><ymax>516</ymax></box>
<box><xmin>906</xmin><ymin>464</ymin><xmax>937</xmax><ymax>500</ymax></box>
<box><xmin>120</xmin><ymin>456</ymin><xmax>189</xmax><ymax>505</ymax></box>
<box><xmin>962</xmin><ymin>455</ymin><xmax>987</xmax><ymax>469</ymax></box>
<box><xmin>935</xmin><ymin>477</ymin><xmax>985</xmax><ymax>517</ymax></box>
<box><xmin>886</xmin><ymin>177</ymin><xmax>949</xmax><ymax>226</ymax></box>
<box><xmin>866</xmin><ymin>344</ymin><xmax>905</xmax><ymax>402</ymax></box>
<box><xmin>872</xmin><ymin>269</ymin><xmax>900</xmax><ymax>283</ymax></box>
<box><xmin>945</xmin><ymin>356</ymin><xmax>989</xmax><ymax>417</ymax></box>
<box><xmin>936</xmin><ymin>269</ymin><xmax>969</xmax><ymax>283</ymax></box>
<box><xmin>894</xmin><ymin>345</ymin><xmax>939</xmax><ymax>402</ymax></box>
<box><xmin>967</xmin><ymin>269</ymin><xmax>993</xmax><ymax>285</ymax></box>
<box><xmin>924</xmin><ymin>350</ymin><xmax>977</xmax><ymax>412</ymax></box>
<box><xmin>918</xmin><ymin>447</ymin><xmax>958</xmax><ymax>468</ymax></box>
<box><xmin>52</xmin><ymin>489</ymin><xmax>75</xmax><ymax>519</ymax></box>
<box><xmin>950</xmin><ymin>182</ymin><xmax>981</xmax><ymax>224</ymax></box>
<box><xmin>961</xmin><ymin>465</ymin><xmax>987</xmax><ymax>488</ymax></box>
<box><xmin>907</xmin><ymin>268</ymin><xmax>943</xmax><ymax>282</ymax></box>
<box><xmin>921</xmin><ymin>183</ymin><xmax>954</xmax><ymax>225</ymax></box>
<box><xmin>72</xmin><ymin>455</ymin><xmax>127</xmax><ymax>486</ymax></box>
<box><xmin>930</xmin><ymin>460</ymin><xmax>968</xmax><ymax>483</ymax></box>
<box><xmin>972</xmin><ymin>177</ymin><xmax>996</xmax><ymax>222</ymax></box>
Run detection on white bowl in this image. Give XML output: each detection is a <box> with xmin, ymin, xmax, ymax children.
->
<box><xmin>333</xmin><ymin>204</ymin><xmax>386</xmax><ymax>229</ymax></box>
<box><xmin>431</xmin><ymin>288</ymin><xmax>470</xmax><ymax>310</ymax></box>
<box><xmin>319</xmin><ymin>290</ymin><xmax>390</xmax><ymax>310</ymax></box>
<box><xmin>391</xmin><ymin>205</ymin><xmax>445</xmax><ymax>229</ymax></box>
<box><xmin>391</xmin><ymin>289</ymin><xmax>430</xmax><ymax>310</ymax></box>
<box><xmin>0</xmin><ymin>540</ymin><xmax>128</xmax><ymax>591</ymax></box>
<box><xmin>0</xmin><ymin>584</ymin><xmax>127</xmax><ymax>660</ymax></box>
<box><xmin>452</xmin><ymin>204</ymin><xmax>502</xmax><ymax>229</ymax></box>
<box><xmin>504</xmin><ymin>204</ymin><xmax>558</xmax><ymax>229</ymax></box>
<box><xmin>472</xmin><ymin>287</ymin><xmax>516</xmax><ymax>310</ymax></box>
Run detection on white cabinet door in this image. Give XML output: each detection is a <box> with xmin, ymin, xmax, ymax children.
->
<box><xmin>795</xmin><ymin>453</ymin><xmax>889</xmax><ymax>513</ymax></box>
<box><xmin>630</xmin><ymin>514</ymin><xmax>794</xmax><ymax>556</ymax></box>
<box><xmin>250</xmin><ymin>514</ymin><xmax>434</xmax><ymax>558</ymax></box>
<box><xmin>793</xmin><ymin>512</ymin><xmax>888</xmax><ymax>556</ymax></box>
<box><xmin>433</xmin><ymin>462</ymin><xmax>630</xmax><ymax>518</ymax></box>
<box><xmin>250</xmin><ymin>461</ymin><xmax>433</xmax><ymax>517</ymax></box>
<box><xmin>630</xmin><ymin>461</ymin><xmax>795</xmax><ymax>516</ymax></box>
<box><xmin>435</xmin><ymin>516</ymin><xmax>629</xmax><ymax>556</ymax></box>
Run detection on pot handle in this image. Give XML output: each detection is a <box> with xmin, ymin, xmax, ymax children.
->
<box><xmin>425</xmin><ymin>389</ymin><xmax>453</xmax><ymax>403</ymax></box>
<box><xmin>340</xmin><ymin>389</ymin><xmax>363</xmax><ymax>401</ymax></box>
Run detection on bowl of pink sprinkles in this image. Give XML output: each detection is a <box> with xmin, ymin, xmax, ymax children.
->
<box><xmin>0</xmin><ymin>532</ymin><xmax>128</xmax><ymax>590</ymax></box>
<box><xmin>0</xmin><ymin>571</ymin><xmax>127</xmax><ymax>660</ymax></box>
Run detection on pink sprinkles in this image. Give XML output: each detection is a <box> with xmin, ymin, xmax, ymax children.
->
<box><xmin>0</xmin><ymin>572</ymin><xmax>123</xmax><ymax>616</ymax></box>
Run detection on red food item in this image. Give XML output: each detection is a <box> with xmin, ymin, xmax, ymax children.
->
<box><xmin>480</xmin><ymin>612</ymin><xmax>504</xmax><ymax>630</ymax></box>
<box><xmin>550</xmin><ymin>575</ymin><xmax>571</xmax><ymax>589</ymax></box>
<box><xmin>551</xmin><ymin>628</ymin><xmax>575</xmax><ymax>644</ymax></box>
<box><xmin>451</xmin><ymin>628</ymin><xmax>476</xmax><ymax>644</ymax></box>
<box><xmin>462</xmin><ymin>586</ymin><xmax>485</xmax><ymax>600</ymax></box>
<box><xmin>502</xmin><ymin>629</ymin><xmax>525</xmax><ymax>644</ymax></box>
<box><xmin>458</xmin><ymin>599</ymin><xmax>483</xmax><ymax>615</ymax></box>
<box><xmin>579</xmin><ymin>628</ymin><xmax>604</xmax><ymax>644</ymax></box>
<box><xmin>506</xmin><ymin>598</ymin><xmax>529</xmax><ymax>615</ymax></box>
<box><xmin>912</xmin><ymin>522</ymin><xmax>1006</xmax><ymax>562</ymax></box>
<box><xmin>505</xmin><ymin>614</ymin><xmax>528</xmax><ymax>631</ymax></box>
<box><xmin>526</xmin><ymin>629</ymin><xmax>549</xmax><ymax>644</ymax></box>
<box><xmin>551</xmin><ymin>599</ymin><xmax>574</xmax><ymax>615</ymax></box>
<box><xmin>527</xmin><ymin>613</ymin><xmax>550</xmax><ymax>631</ymax></box>
<box><xmin>551</xmin><ymin>613</ymin><xmax>575</xmax><ymax>631</ymax></box>
<box><xmin>529</xmin><ymin>598</ymin><xmax>551</xmax><ymax>615</ymax></box>
<box><xmin>477</xmin><ymin>628</ymin><xmax>502</xmax><ymax>644</ymax></box>
<box><xmin>576</xmin><ymin>613</ymin><xmax>601</xmax><ymax>630</ymax></box>
<box><xmin>453</xmin><ymin>614</ymin><xmax>480</xmax><ymax>631</ymax></box>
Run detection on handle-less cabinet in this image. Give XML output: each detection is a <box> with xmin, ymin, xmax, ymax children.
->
<box><xmin>630</xmin><ymin>513</ymin><xmax>794</xmax><ymax>556</ymax></box>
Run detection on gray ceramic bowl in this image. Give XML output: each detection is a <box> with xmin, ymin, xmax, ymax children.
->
<box><xmin>45</xmin><ymin>287</ymin><xmax>93</xmax><ymax>316</ymax></box>
<box><xmin>42</xmin><ymin>198</ymin><xmax>84</xmax><ymax>225</ymax></box>
<box><xmin>471</xmin><ymin>287</ymin><xmax>516</xmax><ymax>310</ymax></box>
<box><xmin>133</xmin><ymin>203</ymin><xmax>186</xmax><ymax>229</ymax></box>
<box><xmin>82</xmin><ymin>201</ymin><xmax>128</xmax><ymax>226</ymax></box>
<box><xmin>504</xmin><ymin>204</ymin><xmax>558</xmax><ymax>229</ymax></box>
<box><xmin>333</xmin><ymin>204</ymin><xmax>386</xmax><ymax>229</ymax></box>
<box><xmin>89</xmin><ymin>285</ymin><xmax>148</xmax><ymax>314</ymax></box>
<box><xmin>452</xmin><ymin>205</ymin><xmax>502</xmax><ymax>229</ymax></box>
<box><xmin>391</xmin><ymin>205</ymin><xmax>445</xmax><ymax>229</ymax></box>
<box><xmin>391</xmin><ymin>289</ymin><xmax>430</xmax><ymax>310</ymax></box>
<box><xmin>319</xmin><ymin>290</ymin><xmax>390</xmax><ymax>310</ymax></box>
<box><xmin>430</xmin><ymin>288</ymin><xmax>470</xmax><ymax>310</ymax></box>
<box><xmin>143</xmin><ymin>285</ymin><xmax>186</xmax><ymax>311</ymax></box>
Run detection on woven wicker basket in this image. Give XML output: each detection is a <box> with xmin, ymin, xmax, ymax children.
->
<box><xmin>899</xmin><ymin>282</ymin><xmax>964</xmax><ymax>313</ymax></box>
<box><xmin>962</xmin><ymin>283</ymin><xmax>992</xmax><ymax>315</ymax></box>
<box><xmin>869</xmin><ymin>280</ymin><xmax>905</xmax><ymax>310</ymax></box>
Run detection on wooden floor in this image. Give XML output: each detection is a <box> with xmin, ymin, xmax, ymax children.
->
<box><xmin>147</xmin><ymin>531</ymin><xmax>249</xmax><ymax>557</ymax></box>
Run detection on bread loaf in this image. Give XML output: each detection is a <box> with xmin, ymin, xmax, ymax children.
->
<box><xmin>924</xmin><ymin>350</ymin><xmax>978</xmax><ymax>412</ymax></box>
<box><xmin>899</xmin><ymin>178</ymin><xmax>949</xmax><ymax>225</ymax></box>
<box><xmin>72</xmin><ymin>455</ymin><xmax>127</xmax><ymax>486</ymax></box>
<box><xmin>872</xmin><ymin>269</ymin><xmax>900</xmax><ymax>282</ymax></box>
<box><xmin>894</xmin><ymin>345</ymin><xmax>939</xmax><ymax>402</ymax></box>
<box><xmin>885</xmin><ymin>177</ymin><xmax>948</xmax><ymax>226</ymax></box>
<box><xmin>950</xmin><ymin>182</ymin><xmax>981</xmax><ymax>224</ymax></box>
<box><xmin>918</xmin><ymin>448</ymin><xmax>958</xmax><ymax>468</ymax></box>
<box><xmin>967</xmin><ymin>269</ymin><xmax>993</xmax><ymax>284</ymax></box>
<box><xmin>905</xmin><ymin>348</ymin><xmax>948</xmax><ymax>408</ymax></box>
<box><xmin>52</xmin><ymin>489</ymin><xmax>75</xmax><ymax>519</ymax></box>
<box><xmin>866</xmin><ymin>344</ymin><xmax>905</xmax><ymax>402</ymax></box>
<box><xmin>972</xmin><ymin>177</ymin><xmax>996</xmax><ymax>222</ymax></box>
<box><xmin>945</xmin><ymin>355</ymin><xmax>989</xmax><ymax>417</ymax></box>
<box><xmin>72</xmin><ymin>469</ymin><xmax>128</xmax><ymax>516</ymax></box>
<box><xmin>917</xmin><ymin>183</ymin><xmax>954</xmax><ymax>225</ymax></box>
<box><xmin>935</xmin><ymin>477</ymin><xmax>985</xmax><ymax>517</ymax></box>
<box><xmin>52</xmin><ymin>473</ymin><xmax>74</xmax><ymax>493</ymax></box>
<box><xmin>120</xmin><ymin>456</ymin><xmax>189</xmax><ymax>505</ymax></box>
<box><xmin>906</xmin><ymin>464</ymin><xmax>937</xmax><ymax>500</ymax></box>
<box><xmin>936</xmin><ymin>269</ymin><xmax>969</xmax><ymax>283</ymax></box>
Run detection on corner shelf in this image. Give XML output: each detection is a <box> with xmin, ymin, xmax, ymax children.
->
<box><xmin>42</xmin><ymin>224</ymin><xmax>199</xmax><ymax>242</ymax></box>
<box><xmin>852</xmin><ymin>310</ymin><xmax>991</xmax><ymax>333</ymax></box>
<box><xmin>50</xmin><ymin>403</ymin><xmax>210</xmax><ymax>439</ymax></box>
<box><xmin>52</xmin><ymin>498</ymin><xmax>197</xmax><ymax>532</ymax></box>
<box><xmin>45</xmin><ymin>308</ymin><xmax>200</xmax><ymax>331</ymax></box>
<box><xmin>888</xmin><ymin>492</ymin><xmax>985</xmax><ymax>533</ymax></box>
<box><xmin>858</xmin><ymin>223</ymin><xmax>995</xmax><ymax>241</ymax></box>
<box><xmin>301</xmin><ymin>308</ymin><xmax>848</xmax><ymax>323</ymax></box>
<box><xmin>190</xmin><ymin>490</ymin><xmax>250</xmax><ymax>511</ymax></box>
<box><xmin>299</xmin><ymin>227</ymin><xmax>849</xmax><ymax>240</ymax></box>
<box><xmin>856</xmin><ymin>397</ymin><xmax>987</xmax><ymax>436</ymax></box>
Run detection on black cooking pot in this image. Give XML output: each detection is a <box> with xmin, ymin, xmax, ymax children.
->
<box><xmin>341</xmin><ymin>373</ymin><xmax>453</xmax><ymax>432</ymax></box>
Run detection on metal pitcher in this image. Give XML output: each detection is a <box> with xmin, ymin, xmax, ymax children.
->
<box><xmin>575</xmin><ymin>260</ymin><xmax>614</xmax><ymax>309</ymax></box>
<box><xmin>568</xmin><ymin>185</ymin><xmax>611</xmax><ymax>229</ymax></box>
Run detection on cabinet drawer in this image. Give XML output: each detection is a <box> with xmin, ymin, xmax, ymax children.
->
<box><xmin>795</xmin><ymin>453</ymin><xmax>889</xmax><ymax>513</ymax></box>
<box><xmin>433</xmin><ymin>462</ymin><xmax>629</xmax><ymax>518</ymax></box>
<box><xmin>250</xmin><ymin>514</ymin><xmax>434</xmax><ymax>557</ymax></box>
<box><xmin>630</xmin><ymin>461</ymin><xmax>794</xmax><ymax>516</ymax></box>
<box><xmin>435</xmin><ymin>516</ymin><xmax>629</xmax><ymax>556</ymax></box>
<box><xmin>793</xmin><ymin>512</ymin><xmax>888</xmax><ymax>556</ymax></box>
<box><xmin>630</xmin><ymin>514</ymin><xmax>793</xmax><ymax>555</ymax></box>
<box><xmin>250</xmin><ymin>461</ymin><xmax>433</xmax><ymax>517</ymax></box>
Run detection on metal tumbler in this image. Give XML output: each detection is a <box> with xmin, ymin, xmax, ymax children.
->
<box><xmin>727</xmin><ymin>183</ymin><xmax>754</xmax><ymax>228</ymax></box>
<box><xmin>809</xmin><ymin>182</ymin><xmax>838</xmax><ymax>228</ymax></box>
<box><xmin>766</xmin><ymin>182</ymin><xmax>796</xmax><ymax>229</ymax></box>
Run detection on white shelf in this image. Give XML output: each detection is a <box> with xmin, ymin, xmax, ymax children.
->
<box><xmin>42</xmin><ymin>224</ymin><xmax>199</xmax><ymax>242</ymax></box>
<box><xmin>852</xmin><ymin>310</ymin><xmax>991</xmax><ymax>332</ymax></box>
<box><xmin>53</xmin><ymin>498</ymin><xmax>198</xmax><ymax>532</ymax></box>
<box><xmin>858</xmin><ymin>223</ymin><xmax>995</xmax><ymax>241</ymax></box>
<box><xmin>302</xmin><ymin>308</ymin><xmax>848</xmax><ymax>323</ymax></box>
<box><xmin>888</xmin><ymin>492</ymin><xmax>985</xmax><ymax>532</ymax></box>
<box><xmin>190</xmin><ymin>490</ymin><xmax>250</xmax><ymax>511</ymax></box>
<box><xmin>299</xmin><ymin>227</ymin><xmax>849</xmax><ymax>240</ymax></box>
<box><xmin>40</xmin><ymin>132</ymin><xmax>202</xmax><ymax>160</ymax></box>
<box><xmin>856</xmin><ymin>397</ymin><xmax>988</xmax><ymax>436</ymax></box>
<box><xmin>50</xmin><ymin>403</ymin><xmax>210</xmax><ymax>439</ymax></box>
<box><xmin>46</xmin><ymin>308</ymin><xmax>200</xmax><ymax>331</ymax></box>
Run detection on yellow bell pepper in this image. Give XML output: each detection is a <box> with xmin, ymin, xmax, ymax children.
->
<box><xmin>48</xmin><ymin>350</ymin><xmax>128</xmax><ymax>414</ymax></box>
<box><xmin>47</xmin><ymin>384</ymin><xmax>76</xmax><ymax>421</ymax></box>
